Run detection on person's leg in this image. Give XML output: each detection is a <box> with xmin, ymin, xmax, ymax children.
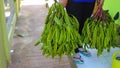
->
<box><xmin>66</xmin><ymin>3</ymin><xmax>85</xmax><ymax>63</ymax></box>
<box><xmin>77</xmin><ymin>2</ymin><xmax>95</xmax><ymax>56</ymax></box>
<box><xmin>73</xmin><ymin>53</ymin><xmax>84</xmax><ymax>64</ymax></box>
<box><xmin>66</xmin><ymin>1</ymin><xmax>95</xmax><ymax>62</ymax></box>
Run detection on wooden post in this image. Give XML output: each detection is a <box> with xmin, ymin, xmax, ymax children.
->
<box><xmin>0</xmin><ymin>0</ymin><xmax>11</xmax><ymax>68</ymax></box>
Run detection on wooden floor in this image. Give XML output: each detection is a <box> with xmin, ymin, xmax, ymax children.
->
<box><xmin>8</xmin><ymin>0</ymin><xmax>73</xmax><ymax>68</ymax></box>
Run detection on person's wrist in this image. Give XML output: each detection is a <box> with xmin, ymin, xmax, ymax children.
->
<box><xmin>60</xmin><ymin>0</ymin><xmax>67</xmax><ymax>7</ymax></box>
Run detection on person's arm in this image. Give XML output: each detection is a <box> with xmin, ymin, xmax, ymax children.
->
<box><xmin>98</xmin><ymin>0</ymin><xmax>104</xmax><ymax>8</ymax></box>
<box><xmin>59</xmin><ymin>0</ymin><xmax>68</xmax><ymax>7</ymax></box>
<box><xmin>92</xmin><ymin>0</ymin><xmax>104</xmax><ymax>17</ymax></box>
<box><xmin>99</xmin><ymin>0</ymin><xmax>104</xmax><ymax>6</ymax></box>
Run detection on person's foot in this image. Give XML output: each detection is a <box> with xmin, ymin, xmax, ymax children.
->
<box><xmin>73</xmin><ymin>53</ymin><xmax>84</xmax><ymax>64</ymax></box>
<box><xmin>78</xmin><ymin>48</ymin><xmax>91</xmax><ymax>57</ymax></box>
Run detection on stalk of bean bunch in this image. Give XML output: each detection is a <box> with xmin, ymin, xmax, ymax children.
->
<box><xmin>35</xmin><ymin>1</ymin><xmax>82</xmax><ymax>59</ymax></box>
<box><xmin>82</xmin><ymin>0</ymin><xmax>119</xmax><ymax>56</ymax></box>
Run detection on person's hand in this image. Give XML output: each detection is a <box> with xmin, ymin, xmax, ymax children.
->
<box><xmin>93</xmin><ymin>0</ymin><xmax>104</xmax><ymax>18</ymax></box>
<box><xmin>98</xmin><ymin>0</ymin><xmax>104</xmax><ymax>9</ymax></box>
<box><xmin>60</xmin><ymin>0</ymin><xmax>68</xmax><ymax>7</ymax></box>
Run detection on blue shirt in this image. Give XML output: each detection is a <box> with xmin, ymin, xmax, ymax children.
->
<box><xmin>73</xmin><ymin>0</ymin><xmax>95</xmax><ymax>2</ymax></box>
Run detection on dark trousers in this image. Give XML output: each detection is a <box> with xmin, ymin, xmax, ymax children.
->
<box><xmin>66</xmin><ymin>1</ymin><xmax>95</xmax><ymax>53</ymax></box>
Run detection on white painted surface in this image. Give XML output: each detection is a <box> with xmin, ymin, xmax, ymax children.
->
<box><xmin>77</xmin><ymin>47</ymin><xmax>120</xmax><ymax>68</ymax></box>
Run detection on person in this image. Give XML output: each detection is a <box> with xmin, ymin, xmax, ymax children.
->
<box><xmin>60</xmin><ymin>0</ymin><xmax>104</xmax><ymax>64</ymax></box>
<box><xmin>60</xmin><ymin>0</ymin><xmax>95</xmax><ymax>64</ymax></box>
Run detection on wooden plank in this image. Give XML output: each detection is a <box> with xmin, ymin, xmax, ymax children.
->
<box><xmin>0</xmin><ymin>0</ymin><xmax>10</xmax><ymax>68</ymax></box>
